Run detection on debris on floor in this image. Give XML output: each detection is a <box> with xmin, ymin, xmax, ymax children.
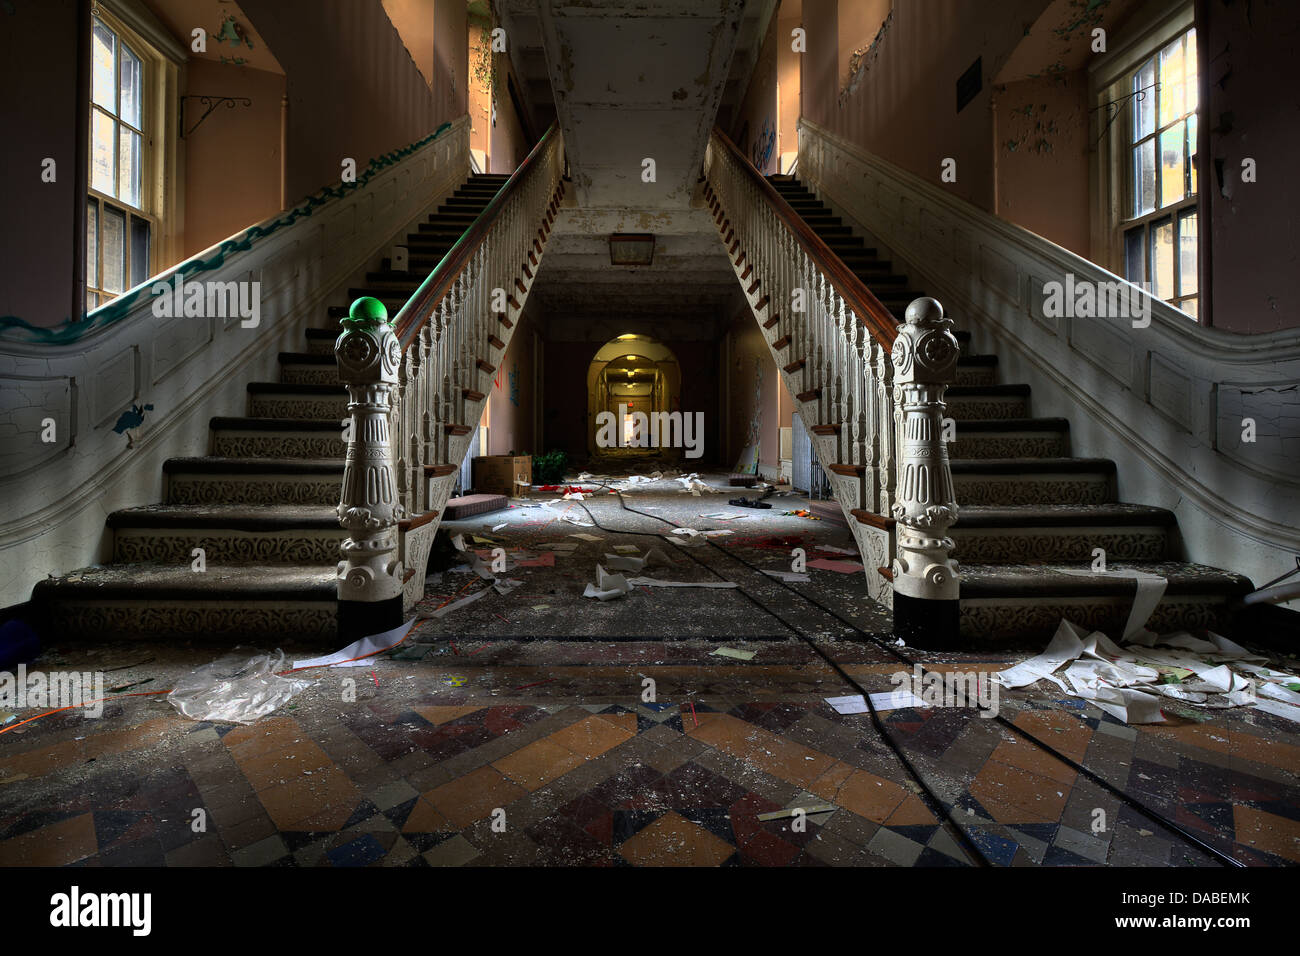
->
<box><xmin>167</xmin><ymin>651</ymin><xmax>312</xmax><ymax>725</ymax></box>
<box><xmin>993</xmin><ymin>618</ymin><xmax>1300</xmax><ymax>724</ymax></box>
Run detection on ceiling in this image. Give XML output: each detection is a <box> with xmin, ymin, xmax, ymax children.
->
<box><xmin>497</xmin><ymin>0</ymin><xmax>775</xmax><ymax>327</ymax></box>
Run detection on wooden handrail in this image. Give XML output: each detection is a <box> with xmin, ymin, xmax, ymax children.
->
<box><xmin>710</xmin><ymin>126</ymin><xmax>898</xmax><ymax>347</ymax></box>
<box><xmin>393</xmin><ymin>120</ymin><xmax>560</xmax><ymax>349</ymax></box>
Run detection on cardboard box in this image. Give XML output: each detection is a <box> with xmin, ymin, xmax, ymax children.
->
<box><xmin>472</xmin><ymin>455</ymin><xmax>532</xmax><ymax>496</ymax></box>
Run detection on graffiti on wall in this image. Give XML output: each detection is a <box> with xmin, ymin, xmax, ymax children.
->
<box><xmin>750</xmin><ymin>117</ymin><xmax>776</xmax><ymax>172</ymax></box>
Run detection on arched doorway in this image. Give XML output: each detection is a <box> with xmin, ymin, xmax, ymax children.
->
<box><xmin>586</xmin><ymin>334</ymin><xmax>682</xmax><ymax>460</ymax></box>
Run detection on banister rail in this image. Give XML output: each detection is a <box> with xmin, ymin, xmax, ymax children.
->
<box><xmin>332</xmin><ymin>121</ymin><xmax>565</xmax><ymax>639</ymax></box>
<box><xmin>708</xmin><ymin>126</ymin><xmax>898</xmax><ymax>348</ymax></box>
<box><xmin>394</xmin><ymin>120</ymin><xmax>561</xmax><ymax>349</ymax></box>
<box><xmin>704</xmin><ymin>124</ymin><xmax>961</xmax><ymax>647</ymax></box>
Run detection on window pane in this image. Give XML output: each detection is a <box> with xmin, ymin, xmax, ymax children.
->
<box><xmin>87</xmin><ymin>291</ymin><xmax>99</xmax><ymax>312</ymax></box>
<box><xmin>130</xmin><ymin>216</ymin><xmax>150</xmax><ymax>287</ymax></box>
<box><xmin>1186</xmin><ymin>113</ymin><xmax>1198</xmax><ymax>195</ymax></box>
<box><xmin>1159</xmin><ymin>35</ymin><xmax>1186</xmax><ymax>126</ymax></box>
<box><xmin>119</xmin><ymin>128</ymin><xmax>141</xmax><ymax>208</ymax></box>
<box><xmin>1178</xmin><ymin>208</ymin><xmax>1198</xmax><ymax>297</ymax></box>
<box><xmin>92</xmin><ymin>18</ymin><xmax>116</xmax><ymax>114</ymax></box>
<box><xmin>119</xmin><ymin>44</ymin><xmax>142</xmax><ymax>129</ymax></box>
<box><xmin>87</xmin><ymin>199</ymin><xmax>98</xmax><ymax>289</ymax></box>
<box><xmin>91</xmin><ymin>109</ymin><xmax>116</xmax><ymax>195</ymax></box>
<box><xmin>1124</xmin><ymin>227</ymin><xmax>1145</xmax><ymax>285</ymax></box>
<box><xmin>1180</xmin><ymin>296</ymin><xmax>1198</xmax><ymax>319</ymax></box>
<box><xmin>1133</xmin><ymin>138</ymin><xmax>1156</xmax><ymax>217</ymax></box>
<box><xmin>1184</xmin><ymin>28</ymin><xmax>1198</xmax><ymax>113</ymax></box>
<box><xmin>1150</xmin><ymin>216</ymin><xmax>1174</xmax><ymax>300</ymax></box>
<box><xmin>1160</xmin><ymin>121</ymin><xmax>1185</xmax><ymax>207</ymax></box>
<box><xmin>1134</xmin><ymin>59</ymin><xmax>1156</xmax><ymax>140</ymax></box>
<box><xmin>102</xmin><ymin>205</ymin><xmax>125</xmax><ymax>294</ymax></box>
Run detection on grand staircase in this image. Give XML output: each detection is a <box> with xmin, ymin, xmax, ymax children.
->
<box><xmin>34</xmin><ymin>174</ymin><xmax>513</xmax><ymax>640</ymax></box>
<box><xmin>765</xmin><ymin>173</ymin><xmax>1252</xmax><ymax>644</ymax></box>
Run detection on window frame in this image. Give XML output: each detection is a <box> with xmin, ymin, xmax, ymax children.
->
<box><xmin>1089</xmin><ymin>1</ymin><xmax>1207</xmax><ymax>324</ymax></box>
<box><xmin>87</xmin><ymin>11</ymin><xmax>158</xmax><ymax>310</ymax></box>
<box><xmin>82</xmin><ymin>0</ymin><xmax>184</xmax><ymax>315</ymax></box>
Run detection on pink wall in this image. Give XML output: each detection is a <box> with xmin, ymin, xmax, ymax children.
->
<box><xmin>239</xmin><ymin>0</ymin><xmax>451</xmax><ymax>202</ymax></box>
<box><xmin>182</xmin><ymin>59</ymin><xmax>285</xmax><ymax>256</ymax></box>
<box><xmin>486</xmin><ymin>310</ymin><xmax>536</xmax><ymax>455</ymax></box>
<box><xmin>992</xmin><ymin>72</ymin><xmax>1090</xmax><ymax>256</ymax></box>
<box><xmin>731</xmin><ymin>13</ymin><xmax>779</xmax><ymax>175</ymax></box>
<box><xmin>1</xmin><ymin>0</ymin><xmax>83</xmax><ymax>328</ymax></box>
<box><xmin>1200</xmin><ymin>0</ymin><xmax>1300</xmax><ymax>333</ymax></box>
<box><xmin>801</xmin><ymin>0</ymin><xmax>1052</xmax><ymax>213</ymax></box>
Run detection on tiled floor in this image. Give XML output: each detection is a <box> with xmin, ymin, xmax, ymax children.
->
<box><xmin>3</xmin><ymin>482</ymin><xmax>1297</xmax><ymax>867</ymax></box>
<box><xmin>3</xmin><ymin>644</ymin><xmax>1298</xmax><ymax>867</ymax></box>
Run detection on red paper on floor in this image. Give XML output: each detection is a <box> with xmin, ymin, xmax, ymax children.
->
<box><xmin>807</xmin><ymin>558</ymin><xmax>865</xmax><ymax>573</ymax></box>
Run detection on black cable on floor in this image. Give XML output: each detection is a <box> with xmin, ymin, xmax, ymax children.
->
<box><xmin>565</xmin><ymin>482</ymin><xmax>993</xmax><ymax>868</ymax></box>
<box><xmin>566</xmin><ymin>475</ymin><xmax>1241</xmax><ymax>868</ymax></box>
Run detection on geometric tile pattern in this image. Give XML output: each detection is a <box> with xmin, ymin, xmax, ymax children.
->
<box><xmin>2</xmin><ymin>655</ymin><xmax>1297</xmax><ymax>866</ymax></box>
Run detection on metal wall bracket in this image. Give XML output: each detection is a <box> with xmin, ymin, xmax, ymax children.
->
<box><xmin>180</xmin><ymin>95</ymin><xmax>253</xmax><ymax>139</ymax></box>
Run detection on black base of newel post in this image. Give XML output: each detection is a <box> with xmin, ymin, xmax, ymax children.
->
<box><xmin>892</xmin><ymin>593</ymin><xmax>961</xmax><ymax>651</ymax></box>
<box><xmin>337</xmin><ymin>597</ymin><xmax>405</xmax><ymax>644</ymax></box>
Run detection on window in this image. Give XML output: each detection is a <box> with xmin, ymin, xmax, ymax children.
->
<box><xmin>1118</xmin><ymin>27</ymin><xmax>1199</xmax><ymax>318</ymax></box>
<box><xmin>87</xmin><ymin>13</ymin><xmax>156</xmax><ymax>310</ymax></box>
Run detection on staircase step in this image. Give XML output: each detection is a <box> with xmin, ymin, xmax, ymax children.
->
<box><xmin>279</xmin><ymin>351</ymin><xmax>341</xmax><ymax>385</ymax></box>
<box><xmin>945</xmin><ymin>384</ymin><xmax>1030</xmax><ymax>420</ymax></box>
<box><xmin>950</xmin><ymin>457</ymin><xmax>1115</xmax><ymax>505</ymax></box>
<box><xmin>950</xmin><ymin>418</ymin><xmax>1069</xmax><ymax>459</ymax></box>
<box><xmin>211</xmin><ymin>416</ymin><xmax>344</xmax><ymax>458</ymax></box>
<box><xmin>304</xmin><ymin>327</ymin><xmax>339</xmax><ymax>354</ymax></box>
<box><xmin>956</xmin><ymin>354</ymin><xmax>998</xmax><ymax>386</ymax></box>
<box><xmin>950</xmin><ymin>504</ymin><xmax>1173</xmax><ymax>563</ymax></box>
<box><xmin>34</xmin><ymin>564</ymin><xmax>337</xmax><ymax>640</ymax></box>
<box><xmin>108</xmin><ymin>504</ymin><xmax>344</xmax><ymax>565</ymax></box>
<box><xmin>164</xmin><ymin>457</ymin><xmax>343</xmax><ymax>505</ymax></box>
<box><xmin>248</xmin><ymin>382</ymin><xmax>347</xmax><ymax>419</ymax></box>
<box><xmin>958</xmin><ymin>561</ymin><xmax>1252</xmax><ymax>645</ymax></box>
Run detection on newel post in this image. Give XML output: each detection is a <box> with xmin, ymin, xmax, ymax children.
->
<box><xmin>335</xmin><ymin>296</ymin><xmax>406</xmax><ymax>639</ymax></box>
<box><xmin>889</xmin><ymin>297</ymin><xmax>961</xmax><ymax>648</ymax></box>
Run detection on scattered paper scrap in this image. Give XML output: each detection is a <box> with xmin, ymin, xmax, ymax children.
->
<box><xmin>293</xmin><ymin>618</ymin><xmax>417</xmax><ymax>669</ymax></box>
<box><xmin>626</xmin><ymin>576</ymin><xmax>738</xmax><ymax>589</ymax></box>
<box><xmin>992</xmin><ymin>618</ymin><xmax>1300</xmax><ymax>724</ymax></box>
<box><xmin>710</xmin><ymin>647</ymin><xmax>755</xmax><ymax>660</ymax></box>
<box><xmin>516</xmin><ymin>552</ymin><xmax>556</xmax><ymax>567</ymax></box>
<box><xmin>763</xmin><ymin>569</ymin><xmax>810</xmax><ymax>582</ymax></box>
<box><xmin>756</xmin><ymin>805</ymin><xmax>836</xmax><ymax>821</ymax></box>
<box><xmin>583</xmin><ymin>564</ymin><xmax>632</xmax><ymax>601</ymax></box>
<box><xmin>428</xmin><ymin>587</ymin><xmax>491</xmax><ymax>618</ymax></box>
<box><xmin>613</xmin><ymin>544</ymin><xmax>641</xmax><ymax>553</ymax></box>
<box><xmin>451</xmin><ymin>534</ymin><xmax>466</xmax><ymax>551</ymax></box>
<box><xmin>826</xmin><ymin>690</ymin><xmax>925</xmax><ymax>714</ymax></box>
<box><xmin>569</xmin><ymin>533</ymin><xmax>603</xmax><ymax>542</ymax></box>
<box><xmin>492</xmin><ymin>523</ymin><xmax>507</xmax><ymax>532</ymax></box>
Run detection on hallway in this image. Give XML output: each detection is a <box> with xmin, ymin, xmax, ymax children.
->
<box><xmin>4</xmin><ymin>477</ymin><xmax>1298</xmax><ymax>867</ymax></box>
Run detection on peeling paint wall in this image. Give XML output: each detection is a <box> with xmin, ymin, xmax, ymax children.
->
<box><xmin>992</xmin><ymin>72</ymin><xmax>1090</xmax><ymax>255</ymax></box>
<box><xmin>801</xmin><ymin>0</ymin><xmax>1054</xmax><ymax>213</ymax></box>
<box><xmin>1201</xmin><ymin>0</ymin><xmax>1300</xmax><ymax>333</ymax></box>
